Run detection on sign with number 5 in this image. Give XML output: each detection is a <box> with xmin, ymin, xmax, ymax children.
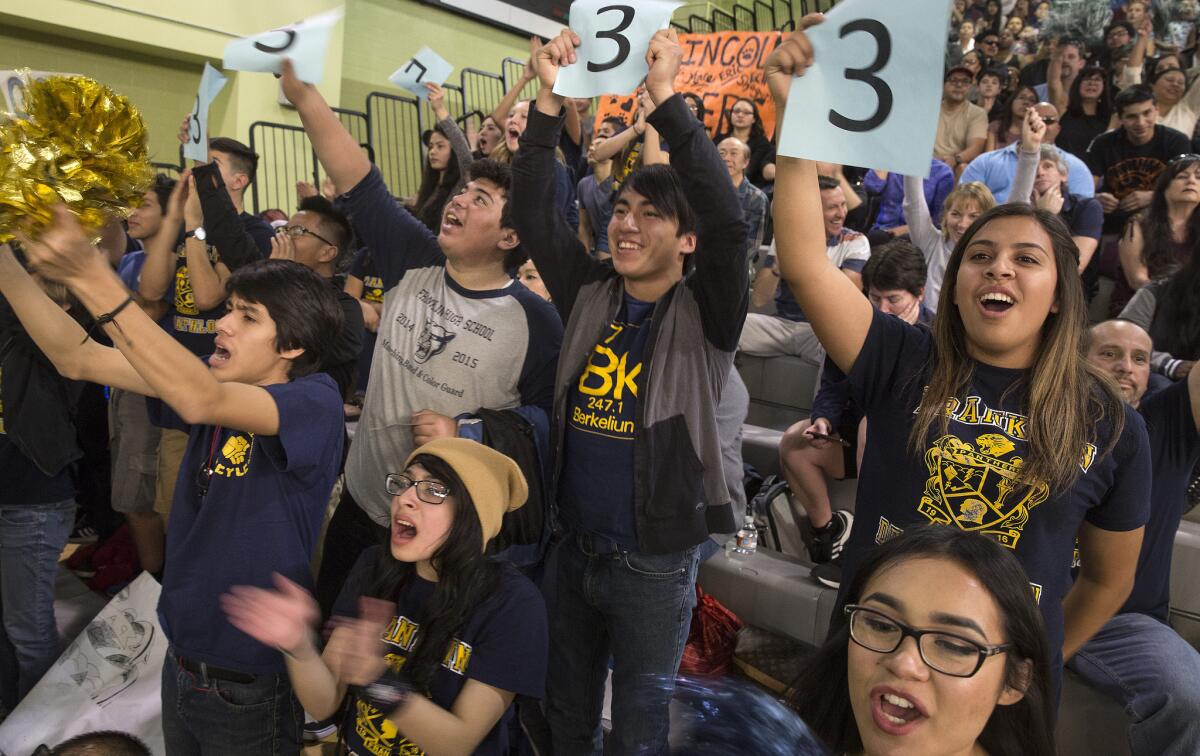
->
<box><xmin>776</xmin><ymin>0</ymin><xmax>953</xmax><ymax>177</ymax></box>
<box><xmin>553</xmin><ymin>0</ymin><xmax>682</xmax><ymax>98</ymax></box>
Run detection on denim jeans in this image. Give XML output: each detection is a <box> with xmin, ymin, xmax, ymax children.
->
<box><xmin>1067</xmin><ymin>612</ymin><xmax>1200</xmax><ymax>756</ymax></box>
<box><xmin>545</xmin><ymin>534</ymin><xmax>700</xmax><ymax>756</ymax></box>
<box><xmin>0</xmin><ymin>498</ymin><xmax>75</xmax><ymax>710</ymax></box>
<box><xmin>161</xmin><ymin>649</ymin><xmax>303</xmax><ymax>756</ymax></box>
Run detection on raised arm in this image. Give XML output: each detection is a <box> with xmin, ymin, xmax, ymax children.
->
<box><xmin>21</xmin><ymin>208</ymin><xmax>288</xmax><ymax>436</ymax></box>
<box><xmin>511</xmin><ymin>30</ymin><xmax>611</xmax><ymax>318</ymax></box>
<box><xmin>1008</xmin><ymin>108</ymin><xmax>1046</xmax><ymax>205</ymax></box>
<box><xmin>490</xmin><ymin>38</ymin><xmax>538</xmax><ymax>127</ymax></box>
<box><xmin>428</xmin><ymin>83</ymin><xmax>476</xmax><ymax>187</ymax></box>
<box><xmin>177</xmin><ymin>172</ymin><xmax>231</xmax><ymax>311</ymax></box>
<box><xmin>1046</xmin><ymin>40</ymin><xmax>1069</xmax><ymax>115</ymax></box>
<box><xmin>766</xmin><ymin>17</ymin><xmax>872</xmax><ymax>373</ymax></box>
<box><xmin>0</xmin><ymin>243</ymin><xmax>151</xmax><ymax>394</ymax></box>
<box><xmin>903</xmin><ymin>174</ymin><xmax>941</xmax><ymax>259</ymax></box>
<box><xmin>193</xmin><ymin>161</ymin><xmax>269</xmax><ymax>270</ymax></box>
<box><xmin>590</xmin><ymin>114</ymin><xmax>643</xmax><ymax>162</ymax></box>
<box><xmin>280</xmin><ymin>59</ymin><xmax>371</xmax><ymax>195</ymax></box>
<box><xmin>139</xmin><ymin>174</ymin><xmax>187</xmax><ymax>302</ymax></box>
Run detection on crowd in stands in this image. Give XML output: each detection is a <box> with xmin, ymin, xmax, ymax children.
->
<box><xmin>3</xmin><ymin>0</ymin><xmax>1200</xmax><ymax>754</ymax></box>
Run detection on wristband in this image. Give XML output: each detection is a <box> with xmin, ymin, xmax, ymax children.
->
<box><xmin>81</xmin><ymin>295</ymin><xmax>134</xmax><ymax>344</ymax></box>
<box><xmin>361</xmin><ymin>666</ymin><xmax>415</xmax><ymax>718</ymax></box>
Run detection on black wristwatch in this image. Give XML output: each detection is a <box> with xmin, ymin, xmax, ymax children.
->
<box><xmin>360</xmin><ymin>667</ymin><xmax>415</xmax><ymax>718</ymax></box>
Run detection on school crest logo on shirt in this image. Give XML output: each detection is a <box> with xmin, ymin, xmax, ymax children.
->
<box><xmin>414</xmin><ymin>321</ymin><xmax>456</xmax><ymax>364</ymax></box>
<box><xmin>174</xmin><ymin>265</ymin><xmax>198</xmax><ymax>316</ymax></box>
<box><xmin>917</xmin><ymin>434</ymin><xmax>1050</xmax><ymax>549</ymax></box>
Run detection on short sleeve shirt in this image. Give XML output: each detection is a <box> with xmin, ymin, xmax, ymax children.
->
<box><xmin>157</xmin><ymin>373</ymin><xmax>344</xmax><ymax>673</ymax></box>
<box><xmin>334</xmin><ymin>547</ymin><xmax>548</xmax><ymax>756</ymax></box>
<box><xmin>770</xmin><ymin>231</ymin><xmax>870</xmax><ymax>322</ymax></box>
<box><xmin>844</xmin><ymin>311</ymin><xmax>1152</xmax><ymax>673</ymax></box>
<box><xmin>934</xmin><ymin>101</ymin><xmax>988</xmax><ymax>157</ymax></box>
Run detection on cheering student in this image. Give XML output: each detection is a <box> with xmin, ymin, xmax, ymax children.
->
<box><xmin>511</xmin><ymin>28</ymin><xmax>749</xmax><ymax>754</ymax></box>
<box><xmin>0</xmin><ymin>210</ymin><xmax>345</xmax><ymax>754</ymax></box>
<box><xmin>791</xmin><ymin>526</ymin><xmax>1056</xmax><ymax>756</ymax></box>
<box><xmin>276</xmin><ymin>59</ymin><xmax>562</xmax><ymax>616</ymax></box>
<box><xmin>766</xmin><ymin>15</ymin><xmax>1152</xmax><ymax>703</ymax></box>
<box><xmin>222</xmin><ymin>438</ymin><xmax>548</xmax><ymax>756</ymax></box>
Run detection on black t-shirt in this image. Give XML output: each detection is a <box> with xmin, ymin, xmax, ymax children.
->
<box><xmin>1086</xmin><ymin>125</ymin><xmax>1192</xmax><ymax>233</ymax></box>
<box><xmin>334</xmin><ymin>546</ymin><xmax>548</xmax><ymax>756</ymax></box>
<box><xmin>1123</xmin><ymin>380</ymin><xmax>1200</xmax><ymax>621</ymax></box>
<box><xmin>0</xmin><ymin>370</ymin><xmax>74</xmax><ymax>506</ymax></box>
<box><xmin>559</xmin><ymin>294</ymin><xmax>654</xmax><ymax>549</ymax></box>
<box><xmin>845</xmin><ymin>311</ymin><xmax>1152</xmax><ymax>672</ymax></box>
<box><xmin>1058</xmin><ymin>112</ymin><xmax>1109</xmax><ymax>161</ymax></box>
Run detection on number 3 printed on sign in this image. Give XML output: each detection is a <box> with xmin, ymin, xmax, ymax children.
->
<box><xmin>588</xmin><ymin>6</ymin><xmax>635</xmax><ymax>73</ymax></box>
<box><xmin>554</xmin><ymin>0</ymin><xmax>682</xmax><ymax>99</ymax></box>
<box><xmin>828</xmin><ymin>19</ymin><xmax>893</xmax><ymax>133</ymax></box>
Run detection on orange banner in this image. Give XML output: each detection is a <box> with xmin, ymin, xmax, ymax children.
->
<box><xmin>593</xmin><ymin>30</ymin><xmax>783</xmax><ymax>140</ymax></box>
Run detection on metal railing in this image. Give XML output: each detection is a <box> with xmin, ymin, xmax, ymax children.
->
<box><xmin>151</xmin><ymin>161</ymin><xmax>183</xmax><ymax>179</ymax></box>
<box><xmin>366</xmin><ymin>91</ymin><xmax>424</xmax><ymax>200</ymax></box>
<box><xmin>460</xmin><ymin>67</ymin><xmax>506</xmax><ymax>125</ymax></box>
<box><xmin>248</xmin><ymin>121</ymin><xmax>321</xmax><ymax>215</ymax></box>
<box><xmin>712</xmin><ymin>7</ymin><xmax>736</xmax><ymax>32</ymax></box>
<box><xmin>733</xmin><ymin>3</ymin><xmax>757</xmax><ymax>30</ymax></box>
<box><xmin>501</xmin><ymin>57</ymin><xmax>539</xmax><ymax>108</ymax></box>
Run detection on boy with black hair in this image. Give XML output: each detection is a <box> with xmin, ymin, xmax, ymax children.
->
<box><xmin>0</xmin><ymin>209</ymin><xmax>346</xmax><ymax>754</ymax></box>
<box><xmin>269</xmin><ymin>195</ymin><xmax>363</xmax><ymax>400</ymax></box>
<box><xmin>512</xmin><ymin>29</ymin><xmax>749</xmax><ymax>753</ymax></box>
<box><xmin>277</xmin><ymin>60</ymin><xmax>562</xmax><ymax>615</ymax></box>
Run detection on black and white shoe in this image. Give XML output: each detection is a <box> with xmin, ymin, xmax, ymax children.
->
<box><xmin>807</xmin><ymin>509</ymin><xmax>853</xmax><ymax>564</ymax></box>
<box><xmin>811</xmin><ymin>559</ymin><xmax>844</xmax><ymax>590</ymax></box>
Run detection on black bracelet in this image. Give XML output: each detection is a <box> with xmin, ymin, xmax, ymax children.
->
<box><xmin>360</xmin><ymin>666</ymin><xmax>415</xmax><ymax>718</ymax></box>
<box><xmin>81</xmin><ymin>295</ymin><xmax>134</xmax><ymax>344</ymax></box>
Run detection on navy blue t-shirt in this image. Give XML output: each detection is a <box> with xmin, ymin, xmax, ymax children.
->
<box><xmin>1123</xmin><ymin>380</ymin><xmax>1200</xmax><ymax>621</ymax></box>
<box><xmin>559</xmin><ymin>293</ymin><xmax>654</xmax><ymax>548</ymax></box>
<box><xmin>845</xmin><ymin>311</ymin><xmax>1151</xmax><ymax>681</ymax></box>
<box><xmin>157</xmin><ymin>372</ymin><xmax>343</xmax><ymax>673</ymax></box>
<box><xmin>334</xmin><ymin>546</ymin><xmax>548</xmax><ymax>756</ymax></box>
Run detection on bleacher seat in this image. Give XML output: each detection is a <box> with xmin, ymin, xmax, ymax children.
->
<box><xmin>737</xmin><ymin>354</ymin><xmax>820</xmax><ymax>432</ymax></box>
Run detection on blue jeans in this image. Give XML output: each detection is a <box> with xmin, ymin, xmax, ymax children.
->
<box><xmin>161</xmin><ymin>649</ymin><xmax>303</xmax><ymax>756</ymax></box>
<box><xmin>1067</xmin><ymin>612</ymin><xmax>1200</xmax><ymax>756</ymax></box>
<box><xmin>0</xmin><ymin>498</ymin><xmax>75</xmax><ymax>710</ymax></box>
<box><xmin>545</xmin><ymin>534</ymin><xmax>700</xmax><ymax>756</ymax></box>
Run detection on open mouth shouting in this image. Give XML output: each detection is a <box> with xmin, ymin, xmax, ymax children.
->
<box><xmin>870</xmin><ymin>686</ymin><xmax>930</xmax><ymax>736</ymax></box>
<box><xmin>210</xmin><ymin>338</ymin><xmax>232</xmax><ymax>367</ymax></box>
<box><xmin>393</xmin><ymin>516</ymin><xmax>418</xmax><ymax>545</ymax></box>
<box><xmin>441</xmin><ymin>209</ymin><xmax>464</xmax><ymax>234</ymax></box>
<box><xmin>977</xmin><ymin>288</ymin><xmax>1016</xmax><ymax>318</ymax></box>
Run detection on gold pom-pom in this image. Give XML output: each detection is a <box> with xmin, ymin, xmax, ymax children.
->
<box><xmin>0</xmin><ymin>74</ymin><xmax>153</xmax><ymax>243</ymax></box>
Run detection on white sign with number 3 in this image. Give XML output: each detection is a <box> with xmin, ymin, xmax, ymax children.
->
<box><xmin>183</xmin><ymin>63</ymin><xmax>228</xmax><ymax>163</ymax></box>
<box><xmin>553</xmin><ymin>0</ymin><xmax>682</xmax><ymax>99</ymax></box>
<box><xmin>776</xmin><ymin>0</ymin><xmax>953</xmax><ymax>177</ymax></box>
<box><xmin>222</xmin><ymin>7</ymin><xmax>343</xmax><ymax>84</ymax></box>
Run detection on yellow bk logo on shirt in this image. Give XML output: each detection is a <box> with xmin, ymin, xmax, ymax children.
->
<box><xmin>914</xmin><ymin>395</ymin><xmax>1096</xmax><ymax>550</ymax></box>
<box><xmin>212</xmin><ymin>434</ymin><xmax>253</xmax><ymax>478</ymax></box>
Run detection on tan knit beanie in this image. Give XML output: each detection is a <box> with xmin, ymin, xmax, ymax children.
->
<box><xmin>405</xmin><ymin>438</ymin><xmax>528</xmax><ymax>551</ymax></box>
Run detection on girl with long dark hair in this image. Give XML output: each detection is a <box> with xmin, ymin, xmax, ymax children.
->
<box><xmin>1056</xmin><ymin>66</ymin><xmax>1115</xmax><ymax>159</ymax></box>
<box><xmin>986</xmin><ymin>85</ymin><xmax>1037</xmax><ymax>151</ymax></box>
<box><xmin>412</xmin><ymin>84</ymin><xmax>473</xmax><ymax>233</ymax></box>
<box><xmin>765</xmin><ymin>16</ymin><xmax>1151</xmax><ymax>703</ymax></box>
<box><xmin>1113</xmin><ymin>154</ymin><xmax>1200</xmax><ymax>314</ymax></box>
<box><xmin>790</xmin><ymin>525</ymin><xmax>1055</xmax><ymax>756</ymax></box>
<box><xmin>222</xmin><ymin>439</ymin><xmax>547</xmax><ymax>755</ymax></box>
<box><xmin>1120</xmin><ymin>206</ymin><xmax>1200</xmax><ymax>380</ymax></box>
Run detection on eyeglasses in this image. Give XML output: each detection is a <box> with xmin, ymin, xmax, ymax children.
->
<box><xmin>1039</xmin><ymin>116</ymin><xmax>1058</xmax><ymax>124</ymax></box>
<box><xmin>947</xmin><ymin>78</ymin><xmax>973</xmax><ymax>86</ymax></box>
<box><xmin>981</xmin><ymin>38</ymin><xmax>999</xmax><ymax>46</ymax></box>
<box><xmin>844</xmin><ymin>605</ymin><xmax>1012</xmax><ymax>678</ymax></box>
<box><xmin>1169</xmin><ymin>153</ymin><xmax>1200</xmax><ymax>166</ymax></box>
<box><xmin>385</xmin><ymin>473</ymin><xmax>451</xmax><ymax>504</ymax></box>
<box><xmin>282</xmin><ymin>224</ymin><xmax>335</xmax><ymax>247</ymax></box>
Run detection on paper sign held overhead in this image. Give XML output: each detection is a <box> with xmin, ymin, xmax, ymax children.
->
<box><xmin>388</xmin><ymin>47</ymin><xmax>454</xmax><ymax>100</ymax></box>
<box><xmin>183</xmin><ymin>63</ymin><xmax>228</xmax><ymax>163</ymax></box>
<box><xmin>775</xmin><ymin>0</ymin><xmax>953</xmax><ymax>177</ymax></box>
<box><xmin>553</xmin><ymin>0</ymin><xmax>683</xmax><ymax>98</ymax></box>
<box><xmin>222</xmin><ymin>7</ymin><xmax>343</xmax><ymax>84</ymax></box>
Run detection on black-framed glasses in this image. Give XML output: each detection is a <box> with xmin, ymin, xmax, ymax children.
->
<box><xmin>385</xmin><ymin>473</ymin><xmax>450</xmax><ymax>504</ymax></box>
<box><xmin>283</xmin><ymin>224</ymin><xmax>335</xmax><ymax>247</ymax></box>
<box><xmin>981</xmin><ymin>38</ymin><xmax>999</xmax><ymax>46</ymax></box>
<box><xmin>844</xmin><ymin>605</ymin><xmax>1012</xmax><ymax>678</ymax></box>
<box><xmin>1039</xmin><ymin>116</ymin><xmax>1058</xmax><ymax>124</ymax></box>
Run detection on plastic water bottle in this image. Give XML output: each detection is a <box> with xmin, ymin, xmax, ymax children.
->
<box><xmin>733</xmin><ymin>514</ymin><xmax>758</xmax><ymax>555</ymax></box>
